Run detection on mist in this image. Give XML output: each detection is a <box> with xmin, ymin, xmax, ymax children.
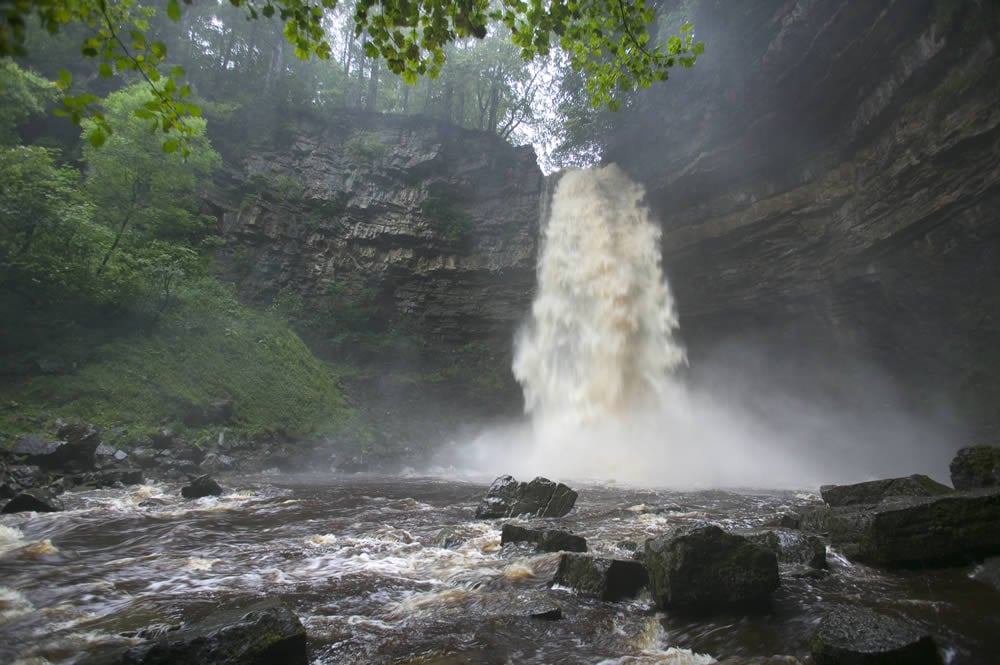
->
<box><xmin>436</xmin><ymin>165</ymin><xmax>962</xmax><ymax>490</ymax></box>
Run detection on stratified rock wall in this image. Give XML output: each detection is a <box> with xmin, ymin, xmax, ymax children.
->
<box><xmin>212</xmin><ymin>111</ymin><xmax>540</xmax><ymax>347</ymax></box>
<box><xmin>607</xmin><ymin>0</ymin><xmax>1000</xmax><ymax>438</ymax></box>
<box><xmin>206</xmin><ymin>112</ymin><xmax>542</xmax><ymax>446</ymax></box>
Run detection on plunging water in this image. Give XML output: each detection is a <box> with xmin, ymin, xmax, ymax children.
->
<box><xmin>514</xmin><ymin>165</ymin><xmax>686</xmax><ymax>423</ymax></box>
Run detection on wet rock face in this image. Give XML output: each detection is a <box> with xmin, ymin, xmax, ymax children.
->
<box><xmin>501</xmin><ymin>524</ymin><xmax>587</xmax><ymax>553</ymax></box>
<box><xmin>820</xmin><ymin>475</ymin><xmax>953</xmax><ymax>507</ymax></box>
<box><xmin>607</xmin><ymin>1</ymin><xmax>1000</xmax><ymax>438</ymax></box>
<box><xmin>811</xmin><ymin>606</ymin><xmax>942</xmax><ymax>665</ymax></box>
<box><xmin>475</xmin><ymin>475</ymin><xmax>578</xmax><ymax>519</ymax></box>
<box><xmin>644</xmin><ymin>525</ymin><xmax>780</xmax><ymax>613</ymax></box>
<box><xmin>551</xmin><ymin>553</ymin><xmax>648</xmax><ymax>602</ymax></box>
<box><xmin>79</xmin><ymin>600</ymin><xmax>308</xmax><ymax>665</ymax></box>
<box><xmin>856</xmin><ymin>487</ymin><xmax>1000</xmax><ymax>566</ymax></box>
<box><xmin>950</xmin><ymin>446</ymin><xmax>1000</xmax><ymax>490</ymax></box>
<box><xmin>211</xmin><ymin>114</ymin><xmax>540</xmax><ymax>346</ymax></box>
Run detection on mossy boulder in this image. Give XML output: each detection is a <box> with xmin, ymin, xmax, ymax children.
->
<box><xmin>811</xmin><ymin>606</ymin><xmax>941</xmax><ymax>664</ymax></box>
<box><xmin>644</xmin><ymin>525</ymin><xmax>779</xmax><ymax>613</ymax></box>
<box><xmin>856</xmin><ymin>488</ymin><xmax>1000</xmax><ymax>566</ymax></box>
<box><xmin>551</xmin><ymin>553</ymin><xmax>648</xmax><ymax>601</ymax></box>
<box><xmin>950</xmin><ymin>445</ymin><xmax>1000</xmax><ymax>490</ymax></box>
<box><xmin>820</xmin><ymin>474</ymin><xmax>951</xmax><ymax>507</ymax></box>
<box><xmin>78</xmin><ymin>600</ymin><xmax>307</xmax><ymax>665</ymax></box>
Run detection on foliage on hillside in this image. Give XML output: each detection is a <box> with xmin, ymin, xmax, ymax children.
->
<box><xmin>0</xmin><ymin>60</ymin><xmax>353</xmax><ymax>444</ymax></box>
<box><xmin>0</xmin><ymin>279</ymin><xmax>352</xmax><ymax>440</ymax></box>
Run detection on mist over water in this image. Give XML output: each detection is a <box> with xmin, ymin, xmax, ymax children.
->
<box><xmin>448</xmin><ymin>165</ymin><xmax>958</xmax><ymax>489</ymax></box>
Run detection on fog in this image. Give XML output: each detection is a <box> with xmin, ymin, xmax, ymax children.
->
<box><xmin>431</xmin><ymin>165</ymin><xmax>962</xmax><ymax>490</ymax></box>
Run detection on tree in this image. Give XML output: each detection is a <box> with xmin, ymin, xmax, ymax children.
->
<box><xmin>0</xmin><ymin>58</ymin><xmax>56</xmax><ymax>145</ymax></box>
<box><xmin>1</xmin><ymin>0</ymin><xmax>702</xmax><ymax>152</ymax></box>
<box><xmin>81</xmin><ymin>83</ymin><xmax>220</xmax><ymax>274</ymax></box>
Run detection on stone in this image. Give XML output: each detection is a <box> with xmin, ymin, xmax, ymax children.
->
<box><xmin>69</xmin><ymin>469</ymin><xmax>144</xmax><ymax>489</ymax></box>
<box><xmin>200</xmin><ymin>452</ymin><xmax>235</xmax><ymax>473</ymax></box>
<box><xmin>475</xmin><ymin>475</ymin><xmax>577</xmax><ymax>519</ymax></box>
<box><xmin>2</xmin><ymin>489</ymin><xmax>64</xmax><ymax>513</ymax></box>
<box><xmin>0</xmin><ymin>463</ymin><xmax>47</xmax><ymax>499</ymax></box>
<box><xmin>432</xmin><ymin>527</ymin><xmax>466</xmax><ymax>550</ymax></box>
<box><xmin>644</xmin><ymin>525</ymin><xmax>779</xmax><ymax>613</ymax></box>
<box><xmin>475</xmin><ymin>475</ymin><xmax>522</xmax><ymax>519</ymax></box>
<box><xmin>950</xmin><ymin>446</ymin><xmax>1000</xmax><ymax>490</ymax></box>
<box><xmin>500</xmin><ymin>524</ymin><xmax>587</xmax><ymax>553</ymax></box>
<box><xmin>820</xmin><ymin>475</ymin><xmax>952</xmax><ymax>507</ymax></box>
<box><xmin>551</xmin><ymin>553</ymin><xmax>648</xmax><ymax>602</ymax></box>
<box><xmin>77</xmin><ymin>600</ymin><xmax>307</xmax><ymax>665</ymax></box>
<box><xmin>181</xmin><ymin>475</ymin><xmax>223</xmax><ymax>499</ymax></box>
<box><xmin>13</xmin><ymin>425</ymin><xmax>101</xmax><ymax>472</ymax></box>
<box><xmin>744</xmin><ymin>529</ymin><xmax>826</xmax><ymax>569</ymax></box>
<box><xmin>856</xmin><ymin>488</ymin><xmax>1000</xmax><ymax>566</ymax></box>
<box><xmin>811</xmin><ymin>606</ymin><xmax>942</xmax><ymax>665</ymax></box>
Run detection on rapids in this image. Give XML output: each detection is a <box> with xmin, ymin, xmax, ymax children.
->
<box><xmin>2</xmin><ymin>474</ymin><xmax>998</xmax><ymax>664</ymax></box>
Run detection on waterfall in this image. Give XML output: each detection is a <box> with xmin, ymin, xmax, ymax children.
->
<box><xmin>513</xmin><ymin>165</ymin><xmax>686</xmax><ymax>425</ymax></box>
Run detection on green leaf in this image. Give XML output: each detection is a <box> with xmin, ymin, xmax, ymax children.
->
<box><xmin>163</xmin><ymin>138</ymin><xmax>179</xmax><ymax>153</ymax></box>
<box><xmin>167</xmin><ymin>0</ymin><xmax>181</xmax><ymax>21</ymax></box>
<box><xmin>88</xmin><ymin>128</ymin><xmax>106</xmax><ymax>147</ymax></box>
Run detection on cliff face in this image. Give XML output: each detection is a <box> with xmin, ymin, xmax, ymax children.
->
<box><xmin>608</xmin><ymin>0</ymin><xmax>1000</xmax><ymax>438</ymax></box>
<box><xmin>206</xmin><ymin>112</ymin><xmax>543</xmax><ymax>446</ymax></box>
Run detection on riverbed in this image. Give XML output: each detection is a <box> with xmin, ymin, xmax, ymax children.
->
<box><xmin>2</xmin><ymin>474</ymin><xmax>998</xmax><ymax>664</ymax></box>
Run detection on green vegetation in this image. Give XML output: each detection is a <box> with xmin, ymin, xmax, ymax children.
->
<box><xmin>344</xmin><ymin>131</ymin><xmax>386</xmax><ymax>161</ymax></box>
<box><xmin>422</xmin><ymin>193</ymin><xmax>472</xmax><ymax>244</ymax></box>
<box><xmin>1</xmin><ymin>0</ymin><xmax>701</xmax><ymax>155</ymax></box>
<box><xmin>0</xmin><ymin>59</ymin><xmax>352</xmax><ymax>445</ymax></box>
<box><xmin>0</xmin><ymin>279</ymin><xmax>352</xmax><ymax>439</ymax></box>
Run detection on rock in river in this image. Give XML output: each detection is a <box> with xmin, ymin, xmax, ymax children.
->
<box><xmin>475</xmin><ymin>475</ymin><xmax>577</xmax><ymax>518</ymax></box>
<box><xmin>950</xmin><ymin>445</ymin><xmax>1000</xmax><ymax>490</ymax></box>
<box><xmin>551</xmin><ymin>553</ymin><xmax>648</xmax><ymax>602</ymax></box>
<box><xmin>181</xmin><ymin>475</ymin><xmax>223</xmax><ymax>499</ymax></box>
<box><xmin>820</xmin><ymin>474</ymin><xmax>951</xmax><ymax>507</ymax></box>
<box><xmin>2</xmin><ymin>489</ymin><xmax>64</xmax><ymax>513</ymax></box>
<box><xmin>501</xmin><ymin>524</ymin><xmax>587</xmax><ymax>553</ymax></box>
<box><xmin>856</xmin><ymin>487</ymin><xmax>1000</xmax><ymax>566</ymax></box>
<box><xmin>644</xmin><ymin>525</ymin><xmax>779</xmax><ymax>613</ymax></box>
<box><xmin>811</xmin><ymin>606</ymin><xmax>941</xmax><ymax>665</ymax></box>
<box><xmin>78</xmin><ymin>600</ymin><xmax>307</xmax><ymax>665</ymax></box>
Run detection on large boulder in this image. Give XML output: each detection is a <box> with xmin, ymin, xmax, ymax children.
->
<box><xmin>78</xmin><ymin>600</ymin><xmax>307</xmax><ymax>665</ymax></box>
<box><xmin>12</xmin><ymin>423</ymin><xmax>102</xmax><ymax>472</ymax></box>
<box><xmin>644</xmin><ymin>525</ymin><xmax>779</xmax><ymax>613</ymax></box>
<box><xmin>551</xmin><ymin>553</ymin><xmax>648</xmax><ymax>601</ymax></box>
<box><xmin>2</xmin><ymin>489</ymin><xmax>64</xmax><ymax>513</ymax></box>
<box><xmin>820</xmin><ymin>474</ymin><xmax>951</xmax><ymax>507</ymax></box>
<box><xmin>950</xmin><ymin>446</ymin><xmax>1000</xmax><ymax>490</ymax></box>
<box><xmin>501</xmin><ymin>524</ymin><xmax>587</xmax><ymax>553</ymax></box>
<box><xmin>181</xmin><ymin>475</ymin><xmax>223</xmax><ymax>499</ymax></box>
<box><xmin>811</xmin><ymin>606</ymin><xmax>942</xmax><ymax>665</ymax></box>
<box><xmin>475</xmin><ymin>475</ymin><xmax>577</xmax><ymax>518</ymax></box>
<box><xmin>856</xmin><ymin>488</ymin><xmax>1000</xmax><ymax>566</ymax></box>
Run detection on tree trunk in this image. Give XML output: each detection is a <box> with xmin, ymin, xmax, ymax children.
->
<box><xmin>366</xmin><ymin>59</ymin><xmax>379</xmax><ymax>111</ymax></box>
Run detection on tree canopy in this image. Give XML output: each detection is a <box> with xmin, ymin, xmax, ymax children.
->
<box><xmin>1</xmin><ymin>0</ymin><xmax>702</xmax><ymax>154</ymax></box>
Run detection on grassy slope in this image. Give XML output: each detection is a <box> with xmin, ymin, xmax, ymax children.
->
<box><xmin>0</xmin><ymin>278</ymin><xmax>355</xmax><ymax>443</ymax></box>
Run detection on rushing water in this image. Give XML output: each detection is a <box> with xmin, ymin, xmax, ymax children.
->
<box><xmin>2</xmin><ymin>474</ymin><xmax>998</xmax><ymax>664</ymax></box>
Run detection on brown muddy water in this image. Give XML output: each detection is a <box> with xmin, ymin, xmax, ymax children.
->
<box><xmin>1</xmin><ymin>474</ymin><xmax>998</xmax><ymax>664</ymax></box>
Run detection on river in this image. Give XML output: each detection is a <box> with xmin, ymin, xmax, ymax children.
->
<box><xmin>1</xmin><ymin>474</ymin><xmax>998</xmax><ymax>664</ymax></box>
